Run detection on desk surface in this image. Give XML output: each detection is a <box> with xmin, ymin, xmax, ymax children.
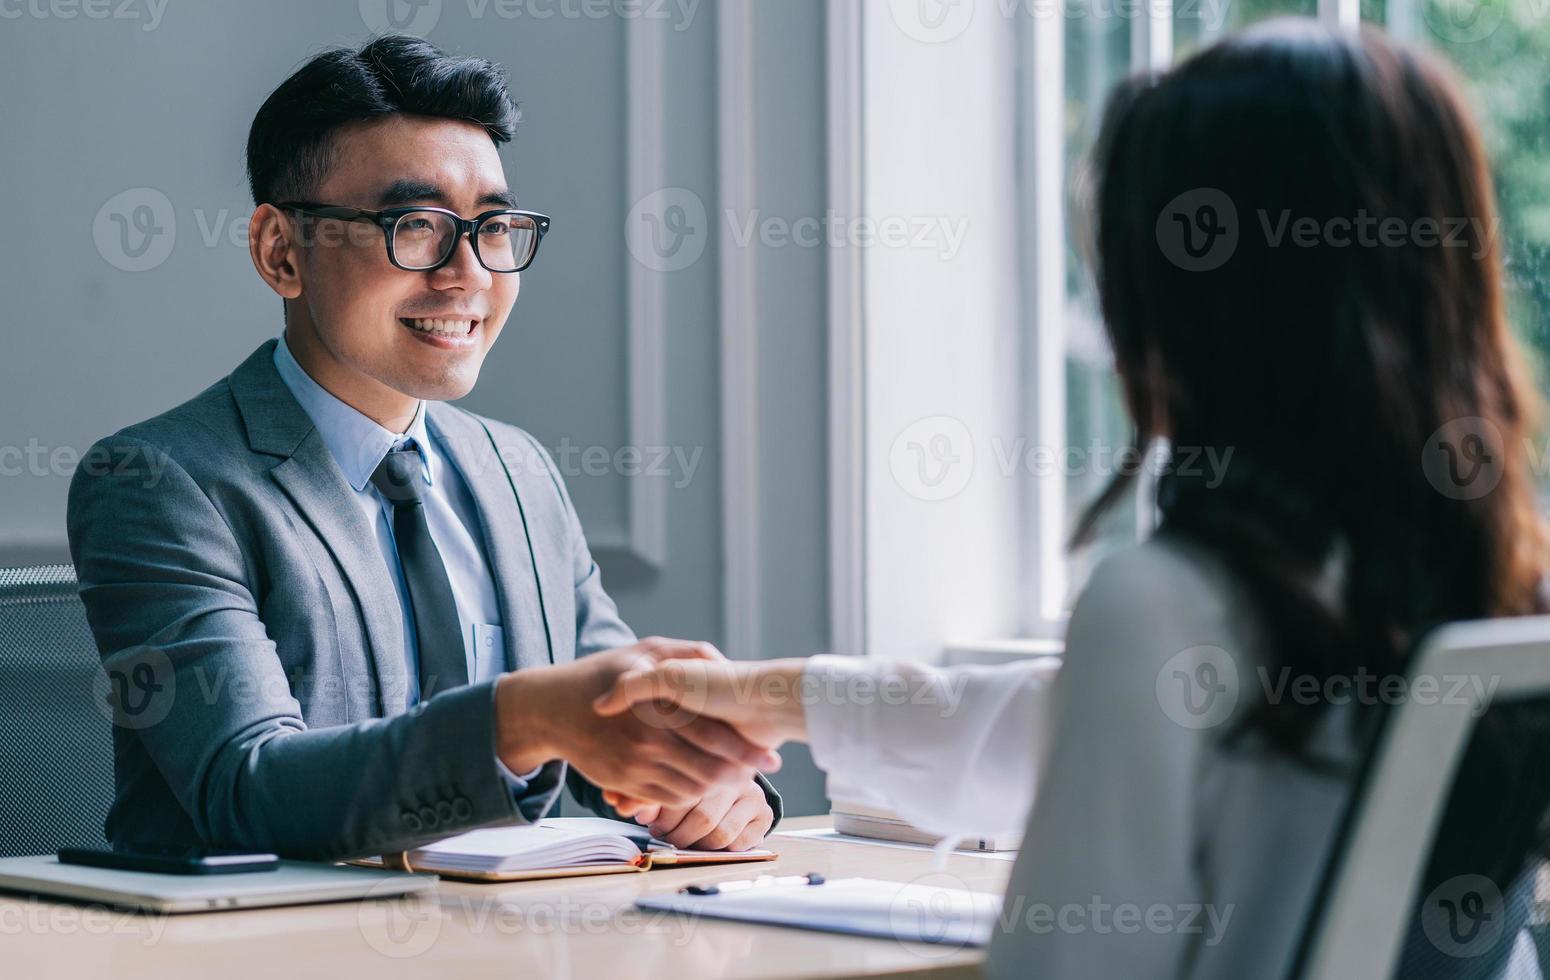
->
<box><xmin>5</xmin><ymin>817</ymin><xmax>1010</xmax><ymax>980</ymax></box>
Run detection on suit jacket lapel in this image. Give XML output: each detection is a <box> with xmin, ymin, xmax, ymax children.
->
<box><xmin>228</xmin><ymin>339</ymin><xmax>409</xmax><ymax>715</ymax></box>
<box><xmin>428</xmin><ymin>403</ymin><xmax>556</xmax><ymax>672</ymax></box>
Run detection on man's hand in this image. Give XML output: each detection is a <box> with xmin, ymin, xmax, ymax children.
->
<box><xmin>606</xmin><ymin>780</ymin><xmax>774</xmax><ymax>852</ymax></box>
<box><xmin>495</xmin><ymin>638</ymin><xmax>782</xmax><ymax>808</ymax></box>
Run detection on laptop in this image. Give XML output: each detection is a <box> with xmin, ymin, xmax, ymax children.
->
<box><xmin>0</xmin><ymin>854</ymin><xmax>436</xmax><ymax>913</ymax></box>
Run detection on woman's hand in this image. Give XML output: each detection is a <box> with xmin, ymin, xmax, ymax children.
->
<box><xmin>496</xmin><ymin>638</ymin><xmax>783</xmax><ymax>807</ymax></box>
<box><xmin>592</xmin><ymin>657</ymin><xmax>812</xmax><ymax>750</ymax></box>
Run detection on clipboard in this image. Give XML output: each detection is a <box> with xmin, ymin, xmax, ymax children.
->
<box><xmin>636</xmin><ymin>874</ymin><xmax>1003</xmax><ymax>946</ymax></box>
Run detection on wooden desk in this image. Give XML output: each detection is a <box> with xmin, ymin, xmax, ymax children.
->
<box><xmin>5</xmin><ymin>817</ymin><xmax>1009</xmax><ymax>979</ymax></box>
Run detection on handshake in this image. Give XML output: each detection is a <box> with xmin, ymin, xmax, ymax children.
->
<box><xmin>492</xmin><ymin>638</ymin><xmax>806</xmax><ymax>852</ymax></box>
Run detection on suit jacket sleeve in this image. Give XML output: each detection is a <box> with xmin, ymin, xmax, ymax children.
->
<box><xmin>519</xmin><ymin>431</ymin><xmax>783</xmax><ymax>829</ymax></box>
<box><xmin>67</xmin><ymin>433</ymin><xmax>549</xmax><ymax>861</ymax></box>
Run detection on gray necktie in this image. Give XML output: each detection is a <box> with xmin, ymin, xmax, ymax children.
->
<box><xmin>370</xmin><ymin>445</ymin><xmax>468</xmax><ymax>699</ymax></box>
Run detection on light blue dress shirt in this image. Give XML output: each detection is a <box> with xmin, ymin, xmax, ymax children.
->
<box><xmin>272</xmin><ymin>335</ymin><xmax>543</xmax><ymax>794</ymax></box>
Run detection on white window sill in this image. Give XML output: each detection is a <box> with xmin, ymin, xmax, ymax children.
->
<box><xmin>943</xmin><ymin>637</ymin><xmax>1065</xmax><ymax>667</ymax></box>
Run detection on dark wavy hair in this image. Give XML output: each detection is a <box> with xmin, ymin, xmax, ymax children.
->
<box><xmin>245</xmin><ymin>34</ymin><xmax>521</xmax><ymax>206</ymax></box>
<box><xmin>1077</xmin><ymin>17</ymin><xmax>1550</xmax><ymax>911</ymax></box>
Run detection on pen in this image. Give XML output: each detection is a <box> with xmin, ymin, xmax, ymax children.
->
<box><xmin>681</xmin><ymin>872</ymin><xmax>826</xmax><ymax>896</ymax></box>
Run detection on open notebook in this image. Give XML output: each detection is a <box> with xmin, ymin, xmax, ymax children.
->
<box><xmin>356</xmin><ymin>817</ymin><xmax>777</xmax><ymax>883</ymax></box>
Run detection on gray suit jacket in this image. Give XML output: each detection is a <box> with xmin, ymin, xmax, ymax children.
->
<box><xmin>67</xmin><ymin>338</ymin><xmax>778</xmax><ymax>859</ymax></box>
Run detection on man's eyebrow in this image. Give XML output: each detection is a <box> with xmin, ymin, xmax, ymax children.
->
<box><xmin>480</xmin><ymin>188</ymin><xmax>518</xmax><ymax>209</ymax></box>
<box><xmin>376</xmin><ymin>179</ymin><xmax>445</xmax><ymax>207</ymax></box>
<box><xmin>375</xmin><ymin>179</ymin><xmax>516</xmax><ymax>210</ymax></box>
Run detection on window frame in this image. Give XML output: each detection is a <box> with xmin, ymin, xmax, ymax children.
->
<box><xmin>830</xmin><ymin>0</ymin><xmax>1370</xmax><ymax>663</ymax></box>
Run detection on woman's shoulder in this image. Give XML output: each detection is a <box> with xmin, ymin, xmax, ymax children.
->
<box><xmin>1063</xmin><ymin>535</ymin><xmax>1263</xmax><ymax>713</ymax></box>
<box><xmin>1075</xmin><ymin>535</ymin><xmax>1243</xmax><ymax>623</ymax></box>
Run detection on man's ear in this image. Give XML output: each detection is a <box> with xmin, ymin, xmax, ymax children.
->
<box><xmin>248</xmin><ymin>203</ymin><xmax>303</xmax><ymax>300</ymax></box>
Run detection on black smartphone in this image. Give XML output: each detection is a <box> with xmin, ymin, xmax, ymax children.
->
<box><xmin>57</xmin><ymin>845</ymin><xmax>280</xmax><ymax>875</ymax></box>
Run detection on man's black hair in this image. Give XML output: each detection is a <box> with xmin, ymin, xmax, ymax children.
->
<box><xmin>246</xmin><ymin>34</ymin><xmax>521</xmax><ymax>206</ymax></box>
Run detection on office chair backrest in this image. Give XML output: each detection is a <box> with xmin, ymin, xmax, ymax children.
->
<box><xmin>1290</xmin><ymin>616</ymin><xmax>1550</xmax><ymax>980</ymax></box>
<box><xmin>0</xmin><ymin>564</ymin><xmax>113</xmax><ymax>857</ymax></box>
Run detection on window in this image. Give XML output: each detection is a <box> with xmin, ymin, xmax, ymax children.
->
<box><xmin>1034</xmin><ymin>0</ymin><xmax>1549</xmax><ymax>626</ymax></box>
<box><xmin>841</xmin><ymin>0</ymin><xmax>1547</xmax><ymax>662</ymax></box>
<box><xmin>1416</xmin><ymin>1</ymin><xmax>1550</xmax><ymax>381</ymax></box>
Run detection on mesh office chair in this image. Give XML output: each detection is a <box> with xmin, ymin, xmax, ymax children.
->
<box><xmin>1290</xmin><ymin>617</ymin><xmax>1550</xmax><ymax>980</ymax></box>
<box><xmin>0</xmin><ymin>564</ymin><xmax>114</xmax><ymax>857</ymax></box>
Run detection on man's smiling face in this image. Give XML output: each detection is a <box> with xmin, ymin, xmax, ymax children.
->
<box><xmin>280</xmin><ymin>113</ymin><xmax>521</xmax><ymax>417</ymax></box>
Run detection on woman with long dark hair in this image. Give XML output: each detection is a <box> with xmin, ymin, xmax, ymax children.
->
<box><xmin>597</xmin><ymin>19</ymin><xmax>1550</xmax><ymax>978</ymax></box>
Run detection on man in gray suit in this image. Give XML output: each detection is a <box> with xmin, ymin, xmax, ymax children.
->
<box><xmin>66</xmin><ymin>35</ymin><xmax>780</xmax><ymax>861</ymax></box>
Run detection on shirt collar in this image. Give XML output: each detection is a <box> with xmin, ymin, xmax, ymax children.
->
<box><xmin>271</xmin><ymin>333</ymin><xmax>435</xmax><ymax>493</ymax></box>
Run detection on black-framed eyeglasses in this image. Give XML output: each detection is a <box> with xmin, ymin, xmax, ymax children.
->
<box><xmin>275</xmin><ymin>202</ymin><xmax>551</xmax><ymax>273</ymax></box>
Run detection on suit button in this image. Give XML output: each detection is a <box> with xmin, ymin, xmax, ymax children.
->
<box><xmin>419</xmin><ymin>806</ymin><xmax>438</xmax><ymax>829</ymax></box>
<box><xmin>401</xmin><ymin>812</ymin><xmax>423</xmax><ymax>833</ymax></box>
<box><xmin>436</xmin><ymin>800</ymin><xmax>454</xmax><ymax>824</ymax></box>
<box><xmin>452</xmin><ymin>797</ymin><xmax>472</xmax><ymax>821</ymax></box>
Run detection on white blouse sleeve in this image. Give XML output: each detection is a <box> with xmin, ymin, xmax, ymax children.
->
<box><xmin>802</xmin><ymin>653</ymin><xmax>1062</xmax><ymax>839</ymax></box>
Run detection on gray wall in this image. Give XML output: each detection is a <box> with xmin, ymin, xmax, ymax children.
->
<box><xmin>0</xmin><ymin>0</ymin><xmax>830</xmax><ymax>814</ymax></box>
